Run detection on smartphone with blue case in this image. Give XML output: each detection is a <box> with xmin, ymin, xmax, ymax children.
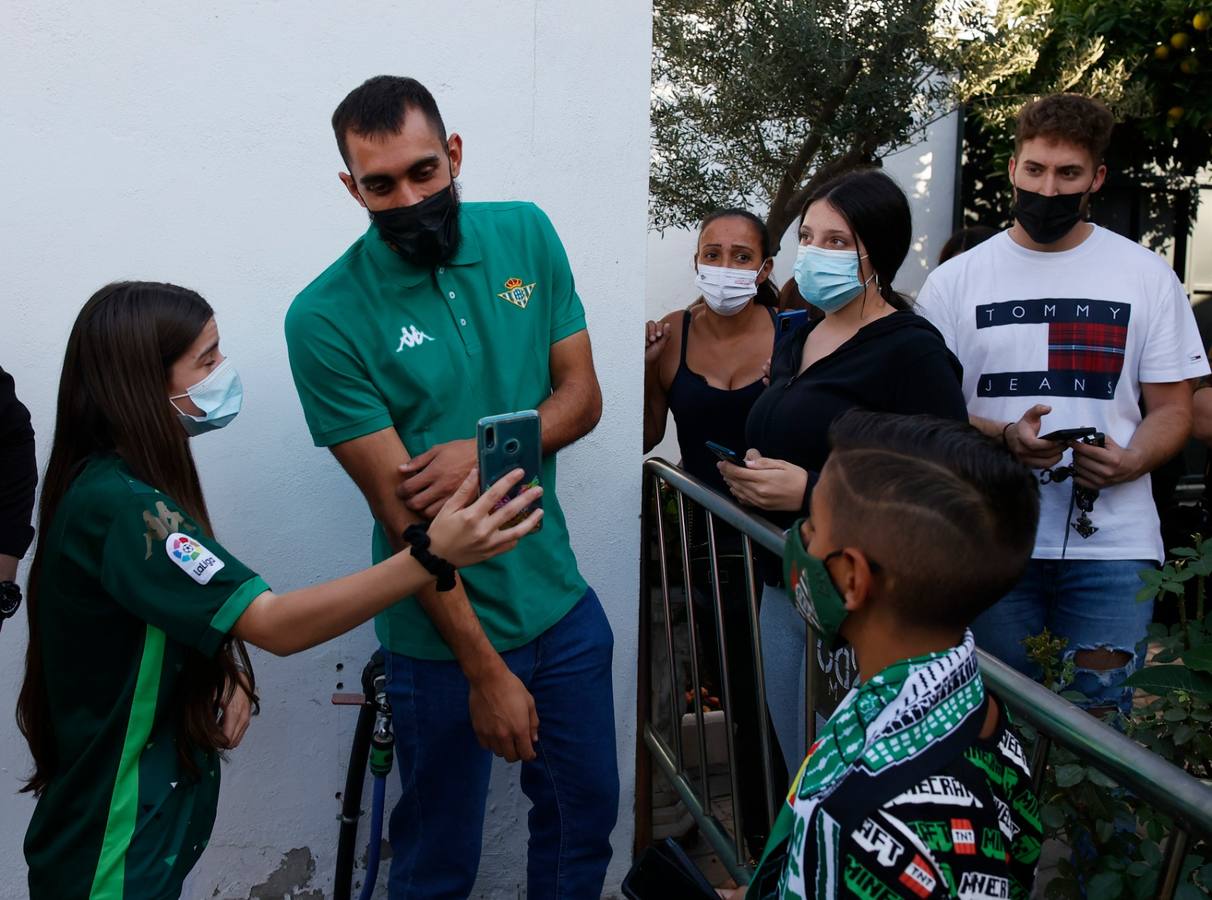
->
<box><xmin>477</xmin><ymin>410</ymin><xmax>543</xmax><ymax>530</ymax></box>
<box><xmin>777</xmin><ymin>309</ymin><xmax>809</xmax><ymax>336</ymax></box>
<box><xmin>705</xmin><ymin>440</ymin><xmax>746</xmax><ymax>466</ymax></box>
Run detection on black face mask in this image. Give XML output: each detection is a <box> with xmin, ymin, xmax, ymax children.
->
<box><xmin>1012</xmin><ymin>182</ymin><xmax>1090</xmax><ymax>245</ymax></box>
<box><xmin>370</xmin><ymin>181</ymin><xmax>461</xmax><ymax>268</ymax></box>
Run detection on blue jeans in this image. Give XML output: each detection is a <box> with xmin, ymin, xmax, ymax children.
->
<box><xmin>383</xmin><ymin>589</ymin><xmax>619</xmax><ymax>899</ymax></box>
<box><xmin>972</xmin><ymin>559</ymin><xmax>1155</xmax><ymax>716</ymax></box>
<box><xmin>759</xmin><ymin>584</ymin><xmax>861</xmax><ymax>778</ymax></box>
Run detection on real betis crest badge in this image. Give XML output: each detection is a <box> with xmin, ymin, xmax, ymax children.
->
<box><xmin>497</xmin><ymin>277</ymin><xmax>535</xmax><ymax>309</ymax></box>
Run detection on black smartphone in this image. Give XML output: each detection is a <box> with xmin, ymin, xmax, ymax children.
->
<box><xmin>705</xmin><ymin>440</ymin><xmax>746</xmax><ymax>466</ymax></box>
<box><xmin>477</xmin><ymin>410</ymin><xmax>543</xmax><ymax>530</ymax></box>
<box><xmin>622</xmin><ymin>838</ymin><xmax>718</xmax><ymax>899</ymax></box>
<box><xmin>1039</xmin><ymin>427</ymin><xmax>1099</xmax><ymax>442</ymax></box>
<box><xmin>777</xmin><ymin>309</ymin><xmax>809</xmax><ymax>336</ymax></box>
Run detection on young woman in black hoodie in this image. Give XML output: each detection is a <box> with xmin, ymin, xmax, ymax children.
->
<box><xmin>719</xmin><ymin>168</ymin><xmax>968</xmax><ymax>777</ymax></box>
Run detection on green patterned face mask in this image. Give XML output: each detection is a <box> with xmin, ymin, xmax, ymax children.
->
<box><xmin>783</xmin><ymin>519</ymin><xmax>850</xmax><ymax>650</ymax></box>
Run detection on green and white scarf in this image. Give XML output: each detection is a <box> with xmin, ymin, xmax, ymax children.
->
<box><xmin>750</xmin><ymin>631</ymin><xmax>985</xmax><ymax>899</ymax></box>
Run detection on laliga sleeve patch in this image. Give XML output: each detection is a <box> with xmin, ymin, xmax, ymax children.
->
<box><xmin>165</xmin><ymin>532</ymin><xmax>225</xmax><ymax>585</ymax></box>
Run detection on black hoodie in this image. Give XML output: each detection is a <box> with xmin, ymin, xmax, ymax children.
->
<box><xmin>744</xmin><ymin>309</ymin><xmax>967</xmax><ymax>528</ymax></box>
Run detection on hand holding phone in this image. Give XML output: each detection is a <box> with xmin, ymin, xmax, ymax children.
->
<box><xmin>705</xmin><ymin>440</ymin><xmax>746</xmax><ymax>466</ymax></box>
<box><xmin>1039</xmin><ymin>427</ymin><xmax>1099</xmax><ymax>443</ymax></box>
<box><xmin>477</xmin><ymin>411</ymin><xmax>543</xmax><ymax>530</ymax></box>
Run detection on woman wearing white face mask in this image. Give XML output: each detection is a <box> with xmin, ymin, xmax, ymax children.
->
<box><xmin>18</xmin><ymin>282</ymin><xmax>541</xmax><ymax>899</ymax></box>
<box><xmin>644</xmin><ymin>210</ymin><xmax>788</xmax><ymax>853</ymax></box>
<box><xmin>644</xmin><ymin>209</ymin><xmax>779</xmax><ymax>495</ymax></box>
<box><xmin>718</xmin><ymin>169</ymin><xmax>969</xmax><ymax>779</ymax></box>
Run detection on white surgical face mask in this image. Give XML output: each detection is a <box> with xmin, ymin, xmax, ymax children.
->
<box><xmin>695</xmin><ymin>263</ymin><xmax>761</xmax><ymax>317</ymax></box>
<box><xmin>170</xmin><ymin>358</ymin><xmax>243</xmax><ymax>437</ymax></box>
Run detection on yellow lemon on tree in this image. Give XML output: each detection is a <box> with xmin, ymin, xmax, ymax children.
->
<box><xmin>1156</xmin><ymin>43</ymin><xmax>1172</xmax><ymax>60</ymax></box>
<box><xmin>1168</xmin><ymin>106</ymin><xmax>1185</xmax><ymax>125</ymax></box>
<box><xmin>1172</xmin><ymin>31</ymin><xmax>1192</xmax><ymax>49</ymax></box>
<box><xmin>1194</xmin><ymin>11</ymin><xmax>1211</xmax><ymax>31</ymax></box>
<box><xmin>1182</xmin><ymin>56</ymin><xmax>1201</xmax><ymax>74</ymax></box>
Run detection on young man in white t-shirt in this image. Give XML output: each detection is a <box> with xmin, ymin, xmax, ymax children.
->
<box><xmin>917</xmin><ymin>93</ymin><xmax>1207</xmax><ymax>717</ymax></box>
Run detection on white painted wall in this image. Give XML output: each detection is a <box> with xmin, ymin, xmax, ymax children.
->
<box><xmin>644</xmin><ymin>112</ymin><xmax>961</xmax><ymax>462</ymax></box>
<box><xmin>0</xmin><ymin>2</ymin><xmax>651</xmax><ymax>898</ymax></box>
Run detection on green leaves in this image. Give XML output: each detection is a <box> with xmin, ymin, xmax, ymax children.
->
<box><xmin>1183</xmin><ymin>644</ymin><xmax>1212</xmax><ymax>674</ymax></box>
<box><xmin>1014</xmin><ymin>541</ymin><xmax>1212</xmax><ymax>900</ymax></box>
<box><xmin>1125</xmin><ymin>664</ymin><xmax>1212</xmax><ymax>700</ymax></box>
<box><xmin>1055</xmin><ymin>763</ymin><xmax>1087</xmax><ymax>787</ymax></box>
<box><xmin>1088</xmin><ymin>871</ymin><xmax>1124</xmax><ymax>897</ymax></box>
<box><xmin>651</xmin><ymin>0</ymin><xmax>1020</xmax><ymax>236</ymax></box>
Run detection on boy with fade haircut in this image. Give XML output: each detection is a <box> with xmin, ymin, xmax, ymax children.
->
<box><xmin>916</xmin><ymin>93</ymin><xmax>1206</xmax><ymax>719</ymax></box>
<box><xmin>727</xmin><ymin>411</ymin><xmax>1043</xmax><ymax>899</ymax></box>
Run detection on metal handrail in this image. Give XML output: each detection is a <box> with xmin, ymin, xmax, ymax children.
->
<box><xmin>638</xmin><ymin>456</ymin><xmax>1212</xmax><ymax>892</ymax></box>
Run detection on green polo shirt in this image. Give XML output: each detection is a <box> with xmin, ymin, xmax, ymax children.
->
<box><xmin>285</xmin><ymin>201</ymin><xmax>589</xmax><ymax>660</ymax></box>
<box><xmin>24</xmin><ymin>455</ymin><xmax>269</xmax><ymax>900</ymax></box>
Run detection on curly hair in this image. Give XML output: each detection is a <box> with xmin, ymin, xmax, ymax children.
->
<box><xmin>1014</xmin><ymin>93</ymin><xmax>1115</xmax><ymax>163</ymax></box>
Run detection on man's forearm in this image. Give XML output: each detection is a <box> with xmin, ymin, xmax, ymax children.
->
<box><xmin>382</xmin><ymin>514</ymin><xmax>502</xmax><ymax>679</ymax></box>
<box><xmin>970</xmin><ymin>414</ymin><xmax>1007</xmax><ymax>440</ymax></box>
<box><xmin>537</xmin><ymin>377</ymin><xmax>602</xmax><ymax>455</ymax></box>
<box><xmin>1128</xmin><ymin>404</ymin><xmax>1192</xmax><ymax>477</ymax></box>
<box><xmin>416</xmin><ymin>578</ymin><xmax>504</xmax><ymax>681</ymax></box>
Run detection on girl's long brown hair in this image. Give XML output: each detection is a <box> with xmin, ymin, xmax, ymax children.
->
<box><xmin>16</xmin><ymin>282</ymin><xmax>257</xmax><ymax>795</ymax></box>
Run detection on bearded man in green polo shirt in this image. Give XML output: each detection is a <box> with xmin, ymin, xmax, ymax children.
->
<box><xmin>285</xmin><ymin>75</ymin><xmax>618</xmax><ymax>899</ymax></box>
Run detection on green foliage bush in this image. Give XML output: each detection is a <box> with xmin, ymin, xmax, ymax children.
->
<box><xmin>1021</xmin><ymin>535</ymin><xmax>1212</xmax><ymax>898</ymax></box>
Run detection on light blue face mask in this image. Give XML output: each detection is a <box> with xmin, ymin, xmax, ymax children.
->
<box><xmin>170</xmin><ymin>358</ymin><xmax>243</xmax><ymax>436</ymax></box>
<box><xmin>793</xmin><ymin>244</ymin><xmax>875</xmax><ymax>314</ymax></box>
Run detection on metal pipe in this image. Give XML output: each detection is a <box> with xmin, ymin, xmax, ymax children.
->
<box><xmin>1028</xmin><ymin>734</ymin><xmax>1051</xmax><ymax>796</ymax></box>
<box><xmin>742</xmin><ymin>534</ymin><xmax>778</xmax><ymax>828</ymax></box>
<box><xmin>634</xmin><ymin>475</ymin><xmax>655</xmax><ymax>856</ymax></box>
<box><xmin>645</xmin><ymin>724</ymin><xmax>749</xmax><ymax>885</ymax></box>
<box><xmin>706</xmin><ymin>511</ymin><xmax>746</xmax><ymax>861</ymax></box>
<box><xmin>676</xmin><ymin>491</ymin><xmax>712</xmax><ymax>807</ymax></box>
<box><xmin>1158</xmin><ymin>828</ymin><xmax>1189</xmax><ymax>900</ymax></box>
<box><xmin>639</xmin><ymin>458</ymin><xmax>1212</xmax><ymax>887</ymax></box>
<box><xmin>651</xmin><ymin>477</ymin><xmax>685</xmax><ymax>771</ymax></box>
<box><xmin>979</xmin><ymin>653</ymin><xmax>1212</xmax><ymax>836</ymax></box>
<box><xmin>646</xmin><ymin>458</ymin><xmax>1212</xmax><ymax>838</ymax></box>
<box><xmin>647</xmin><ymin>459</ymin><xmax>785</xmax><ymax>555</ymax></box>
<box><xmin>805</xmin><ymin>625</ymin><xmax>821</xmax><ymax>750</ymax></box>
<box><xmin>804</xmin><ymin>623</ymin><xmax>813</xmax><ymax>758</ymax></box>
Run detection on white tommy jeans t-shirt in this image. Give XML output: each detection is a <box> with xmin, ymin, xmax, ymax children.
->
<box><xmin>917</xmin><ymin>225</ymin><xmax>1208</xmax><ymax>563</ymax></box>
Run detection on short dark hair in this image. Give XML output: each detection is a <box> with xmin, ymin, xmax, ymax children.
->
<box><xmin>1015</xmin><ymin>94</ymin><xmax>1114</xmax><ymax>163</ymax></box>
<box><xmin>698</xmin><ymin>208</ymin><xmax>780</xmax><ymax>308</ymax></box>
<box><xmin>822</xmin><ymin>411</ymin><xmax>1039</xmax><ymax>630</ymax></box>
<box><xmin>801</xmin><ymin>168</ymin><xmax>913</xmax><ymax>311</ymax></box>
<box><xmin>938</xmin><ymin>225</ymin><xmax>999</xmax><ymax>265</ymax></box>
<box><xmin>331</xmin><ymin>75</ymin><xmax>448</xmax><ymax>168</ymax></box>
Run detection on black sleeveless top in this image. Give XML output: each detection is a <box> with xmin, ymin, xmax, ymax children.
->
<box><xmin>667</xmin><ymin>308</ymin><xmax>776</xmax><ymax>496</ymax></box>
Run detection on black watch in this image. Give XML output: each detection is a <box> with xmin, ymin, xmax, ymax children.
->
<box><xmin>0</xmin><ymin>580</ymin><xmax>21</xmax><ymax>620</ymax></box>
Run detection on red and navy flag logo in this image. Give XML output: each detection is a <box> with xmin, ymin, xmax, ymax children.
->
<box><xmin>974</xmin><ymin>298</ymin><xmax>1130</xmax><ymax>399</ymax></box>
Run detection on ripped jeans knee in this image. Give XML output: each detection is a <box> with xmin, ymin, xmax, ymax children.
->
<box><xmin>1063</xmin><ymin>644</ymin><xmax>1142</xmax><ymax>720</ymax></box>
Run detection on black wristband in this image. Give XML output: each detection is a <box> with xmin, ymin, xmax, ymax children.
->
<box><xmin>402</xmin><ymin>524</ymin><xmax>457</xmax><ymax>591</ymax></box>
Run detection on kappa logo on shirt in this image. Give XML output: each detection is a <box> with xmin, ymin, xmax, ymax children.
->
<box><xmin>396</xmin><ymin>324</ymin><xmax>435</xmax><ymax>352</ymax></box>
<box><xmin>165</xmin><ymin>532</ymin><xmax>225</xmax><ymax>585</ymax></box>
